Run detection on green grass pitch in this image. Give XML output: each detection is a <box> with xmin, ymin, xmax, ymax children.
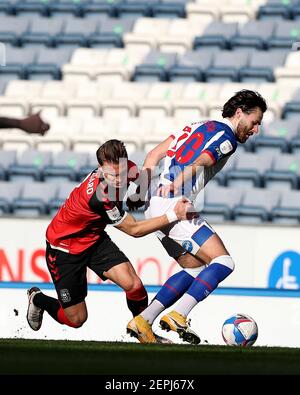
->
<box><xmin>1</xmin><ymin>339</ymin><xmax>300</xmax><ymax>375</ymax></box>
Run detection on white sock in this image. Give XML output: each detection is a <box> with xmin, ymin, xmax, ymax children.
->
<box><xmin>174</xmin><ymin>294</ymin><xmax>198</xmax><ymax>318</ymax></box>
<box><xmin>140</xmin><ymin>299</ymin><xmax>165</xmax><ymax>325</ymax></box>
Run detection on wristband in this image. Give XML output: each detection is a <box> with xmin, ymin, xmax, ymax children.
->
<box><xmin>166</xmin><ymin>209</ymin><xmax>178</xmax><ymax>223</ymax></box>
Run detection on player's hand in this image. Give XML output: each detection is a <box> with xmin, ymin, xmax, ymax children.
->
<box><xmin>173</xmin><ymin>197</ymin><xmax>199</xmax><ymax>221</ymax></box>
<box><xmin>126</xmin><ymin>195</ymin><xmax>145</xmax><ymax>211</ymax></box>
<box><xmin>158</xmin><ymin>183</ymin><xmax>179</xmax><ymax>198</ymax></box>
<box><xmin>20</xmin><ymin>111</ymin><xmax>50</xmax><ymax>135</ymax></box>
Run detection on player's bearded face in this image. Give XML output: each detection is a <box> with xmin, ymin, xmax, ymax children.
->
<box><xmin>236</xmin><ymin>108</ymin><xmax>263</xmax><ymax>144</ymax></box>
<box><xmin>101</xmin><ymin>159</ymin><xmax>128</xmax><ymax>188</ymax></box>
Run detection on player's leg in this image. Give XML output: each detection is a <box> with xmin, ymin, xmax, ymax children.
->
<box><xmin>27</xmin><ymin>243</ymin><xmax>88</xmax><ymax>331</ymax></box>
<box><xmin>140</xmin><ymin>237</ymin><xmax>206</xmax><ymax>326</ymax></box>
<box><xmin>103</xmin><ymin>261</ymin><xmax>148</xmax><ymax>317</ymax></box>
<box><xmin>89</xmin><ymin>236</ymin><xmax>148</xmax><ymax>317</ymax></box>
<box><xmin>160</xmin><ymin>229</ymin><xmax>234</xmax><ymax>344</ymax></box>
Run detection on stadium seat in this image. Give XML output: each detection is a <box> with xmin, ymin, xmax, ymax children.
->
<box><xmin>268</xmin><ymin>21</ymin><xmax>300</xmax><ymax>49</ymax></box>
<box><xmin>0</xmin><ymin>181</ymin><xmax>22</xmax><ymax>215</ymax></box>
<box><xmin>282</xmin><ymin>88</ymin><xmax>300</xmax><ymax>119</ymax></box>
<box><xmin>48</xmin><ymin>0</ymin><xmax>85</xmax><ymax>17</ymax></box>
<box><xmin>0</xmin><ymin>16</ymin><xmax>30</xmax><ymax>46</ymax></box>
<box><xmin>200</xmin><ymin>184</ymin><xmax>244</xmax><ymax>223</ymax></box>
<box><xmin>82</xmin><ymin>0</ymin><xmax>119</xmax><ymax>18</ymax></box>
<box><xmin>12</xmin><ymin>181</ymin><xmax>57</xmax><ymax>217</ymax></box>
<box><xmin>8</xmin><ymin>149</ymin><xmax>52</xmax><ymax>181</ymax></box>
<box><xmin>226</xmin><ymin>151</ymin><xmax>274</xmax><ymax>188</ymax></box>
<box><xmin>239</xmin><ymin>49</ymin><xmax>288</xmax><ymax>82</ymax></box>
<box><xmin>48</xmin><ymin>181</ymin><xmax>79</xmax><ymax>216</ymax></box>
<box><xmin>116</xmin><ymin>0</ymin><xmax>153</xmax><ymax>18</ymax></box>
<box><xmin>26</xmin><ymin>47</ymin><xmax>73</xmax><ymax>80</ymax></box>
<box><xmin>275</xmin><ymin>52</ymin><xmax>300</xmax><ymax>84</ymax></box>
<box><xmin>14</xmin><ymin>0</ymin><xmax>50</xmax><ymax>17</ymax></box>
<box><xmin>0</xmin><ymin>150</ymin><xmax>17</xmax><ymax>180</ymax></box>
<box><xmin>193</xmin><ymin>22</ymin><xmax>238</xmax><ymax>50</ymax></box>
<box><xmin>88</xmin><ymin>17</ymin><xmax>135</xmax><ymax>48</ymax></box>
<box><xmin>20</xmin><ymin>16</ymin><xmax>64</xmax><ymax>47</ymax></box>
<box><xmin>133</xmin><ymin>51</ymin><xmax>177</xmax><ymax>82</ymax></box>
<box><xmin>169</xmin><ymin>49</ymin><xmax>215</xmax><ymax>82</ymax></box>
<box><xmin>43</xmin><ymin>150</ymin><xmax>89</xmax><ymax>182</ymax></box>
<box><xmin>264</xmin><ymin>153</ymin><xmax>300</xmax><ymax>190</ymax></box>
<box><xmin>231</xmin><ymin>20</ymin><xmax>276</xmax><ymax>50</ymax></box>
<box><xmin>253</xmin><ymin>119</ymin><xmax>298</xmax><ymax>153</ymax></box>
<box><xmin>152</xmin><ymin>0</ymin><xmax>186</xmax><ymax>19</ymax></box>
<box><xmin>271</xmin><ymin>189</ymin><xmax>300</xmax><ymax>224</ymax></box>
<box><xmin>233</xmin><ymin>188</ymin><xmax>280</xmax><ymax>223</ymax></box>
<box><xmin>257</xmin><ymin>0</ymin><xmax>292</xmax><ymax>20</ymax></box>
<box><xmin>54</xmin><ymin>17</ymin><xmax>99</xmax><ymax>48</ymax></box>
<box><xmin>205</xmin><ymin>49</ymin><xmax>250</xmax><ymax>82</ymax></box>
<box><xmin>0</xmin><ymin>46</ymin><xmax>37</xmax><ymax>81</ymax></box>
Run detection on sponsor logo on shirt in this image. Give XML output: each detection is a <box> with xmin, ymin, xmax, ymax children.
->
<box><xmin>220</xmin><ymin>140</ymin><xmax>233</xmax><ymax>154</ymax></box>
<box><xmin>107</xmin><ymin>206</ymin><xmax>122</xmax><ymax>222</ymax></box>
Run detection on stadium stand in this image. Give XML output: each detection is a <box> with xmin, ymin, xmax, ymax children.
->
<box><xmin>0</xmin><ymin>0</ymin><xmax>300</xmax><ymax>222</ymax></box>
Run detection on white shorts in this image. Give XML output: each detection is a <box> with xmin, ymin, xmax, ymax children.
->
<box><xmin>145</xmin><ymin>196</ymin><xmax>215</xmax><ymax>257</ymax></box>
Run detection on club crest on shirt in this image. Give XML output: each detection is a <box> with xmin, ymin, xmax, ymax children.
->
<box><xmin>220</xmin><ymin>140</ymin><xmax>233</xmax><ymax>154</ymax></box>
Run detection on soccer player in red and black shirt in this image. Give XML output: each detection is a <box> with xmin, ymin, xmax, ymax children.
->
<box><xmin>26</xmin><ymin>139</ymin><xmax>192</xmax><ymax>338</ymax></box>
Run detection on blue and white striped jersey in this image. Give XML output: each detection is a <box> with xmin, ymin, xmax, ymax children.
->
<box><xmin>159</xmin><ymin>118</ymin><xmax>238</xmax><ymax>200</ymax></box>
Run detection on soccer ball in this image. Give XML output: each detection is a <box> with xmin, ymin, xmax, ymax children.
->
<box><xmin>222</xmin><ymin>313</ymin><xmax>258</xmax><ymax>347</ymax></box>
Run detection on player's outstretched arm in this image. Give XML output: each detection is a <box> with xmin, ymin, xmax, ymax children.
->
<box><xmin>0</xmin><ymin>112</ymin><xmax>49</xmax><ymax>135</ymax></box>
<box><xmin>116</xmin><ymin>197</ymin><xmax>193</xmax><ymax>237</ymax></box>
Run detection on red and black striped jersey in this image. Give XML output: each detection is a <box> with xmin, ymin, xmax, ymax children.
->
<box><xmin>46</xmin><ymin>161</ymin><xmax>139</xmax><ymax>254</ymax></box>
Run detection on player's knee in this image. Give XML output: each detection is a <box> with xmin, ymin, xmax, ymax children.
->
<box><xmin>123</xmin><ymin>275</ymin><xmax>143</xmax><ymax>293</ymax></box>
<box><xmin>210</xmin><ymin>255</ymin><xmax>235</xmax><ymax>273</ymax></box>
<box><xmin>67</xmin><ymin>312</ymin><xmax>88</xmax><ymax>328</ymax></box>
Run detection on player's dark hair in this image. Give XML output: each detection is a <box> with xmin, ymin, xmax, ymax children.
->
<box><xmin>96</xmin><ymin>139</ymin><xmax>128</xmax><ymax>165</ymax></box>
<box><xmin>222</xmin><ymin>89</ymin><xmax>267</xmax><ymax>118</ymax></box>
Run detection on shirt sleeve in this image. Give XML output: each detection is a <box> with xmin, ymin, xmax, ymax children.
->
<box><xmin>202</xmin><ymin>134</ymin><xmax>236</xmax><ymax>164</ymax></box>
<box><xmin>88</xmin><ymin>184</ymin><xmax>128</xmax><ymax>225</ymax></box>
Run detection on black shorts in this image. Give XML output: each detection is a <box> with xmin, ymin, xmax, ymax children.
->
<box><xmin>45</xmin><ymin>234</ymin><xmax>129</xmax><ymax>308</ymax></box>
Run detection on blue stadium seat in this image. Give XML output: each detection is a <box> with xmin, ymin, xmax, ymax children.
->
<box><xmin>0</xmin><ymin>1</ymin><xmax>15</xmax><ymax>15</ymax></box>
<box><xmin>21</xmin><ymin>16</ymin><xmax>64</xmax><ymax>47</ymax></box>
<box><xmin>193</xmin><ymin>22</ymin><xmax>238</xmax><ymax>50</ymax></box>
<box><xmin>271</xmin><ymin>189</ymin><xmax>300</xmax><ymax>224</ymax></box>
<box><xmin>152</xmin><ymin>0</ymin><xmax>186</xmax><ymax>19</ymax></box>
<box><xmin>264</xmin><ymin>153</ymin><xmax>300</xmax><ymax>190</ymax></box>
<box><xmin>200</xmin><ymin>185</ymin><xmax>244</xmax><ymax>223</ymax></box>
<box><xmin>268</xmin><ymin>21</ymin><xmax>300</xmax><ymax>49</ymax></box>
<box><xmin>48</xmin><ymin>181</ymin><xmax>78</xmax><ymax>215</ymax></box>
<box><xmin>82</xmin><ymin>0</ymin><xmax>119</xmax><ymax>18</ymax></box>
<box><xmin>133</xmin><ymin>50</ymin><xmax>177</xmax><ymax>81</ymax></box>
<box><xmin>88</xmin><ymin>17</ymin><xmax>135</xmax><ymax>48</ymax></box>
<box><xmin>0</xmin><ymin>181</ymin><xmax>22</xmax><ymax>215</ymax></box>
<box><xmin>0</xmin><ymin>150</ymin><xmax>17</xmax><ymax>180</ymax></box>
<box><xmin>12</xmin><ymin>181</ymin><xmax>57</xmax><ymax>216</ymax></box>
<box><xmin>239</xmin><ymin>49</ymin><xmax>287</xmax><ymax>82</ymax></box>
<box><xmin>77</xmin><ymin>152</ymin><xmax>97</xmax><ymax>180</ymax></box>
<box><xmin>116</xmin><ymin>0</ymin><xmax>154</xmax><ymax>18</ymax></box>
<box><xmin>43</xmin><ymin>151</ymin><xmax>89</xmax><ymax>182</ymax></box>
<box><xmin>27</xmin><ymin>47</ymin><xmax>73</xmax><ymax>80</ymax></box>
<box><xmin>282</xmin><ymin>88</ymin><xmax>300</xmax><ymax>119</ymax></box>
<box><xmin>252</xmin><ymin>120</ymin><xmax>297</xmax><ymax>154</ymax></box>
<box><xmin>226</xmin><ymin>152</ymin><xmax>274</xmax><ymax>188</ymax></box>
<box><xmin>54</xmin><ymin>17</ymin><xmax>99</xmax><ymax>48</ymax></box>
<box><xmin>14</xmin><ymin>0</ymin><xmax>50</xmax><ymax>17</ymax></box>
<box><xmin>8</xmin><ymin>149</ymin><xmax>52</xmax><ymax>181</ymax></box>
<box><xmin>231</xmin><ymin>20</ymin><xmax>276</xmax><ymax>50</ymax></box>
<box><xmin>233</xmin><ymin>188</ymin><xmax>280</xmax><ymax>223</ymax></box>
<box><xmin>205</xmin><ymin>49</ymin><xmax>250</xmax><ymax>82</ymax></box>
<box><xmin>0</xmin><ymin>16</ymin><xmax>30</xmax><ymax>46</ymax></box>
<box><xmin>257</xmin><ymin>0</ymin><xmax>293</xmax><ymax>20</ymax></box>
<box><xmin>0</xmin><ymin>46</ymin><xmax>37</xmax><ymax>80</ymax></box>
<box><xmin>48</xmin><ymin>0</ymin><xmax>85</xmax><ymax>17</ymax></box>
<box><xmin>168</xmin><ymin>49</ymin><xmax>215</xmax><ymax>82</ymax></box>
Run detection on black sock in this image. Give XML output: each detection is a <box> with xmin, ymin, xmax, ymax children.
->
<box><xmin>126</xmin><ymin>295</ymin><xmax>148</xmax><ymax>317</ymax></box>
<box><xmin>34</xmin><ymin>293</ymin><xmax>61</xmax><ymax>322</ymax></box>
